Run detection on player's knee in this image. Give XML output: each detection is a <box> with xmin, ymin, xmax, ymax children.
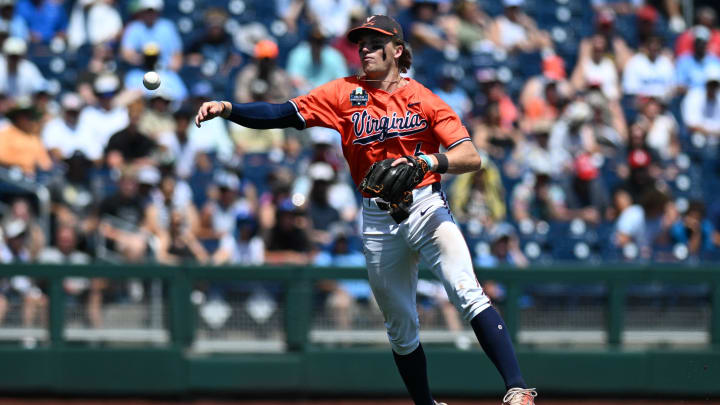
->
<box><xmin>454</xmin><ymin>289</ymin><xmax>492</xmax><ymax>321</ymax></box>
<box><xmin>460</xmin><ymin>299</ymin><xmax>492</xmax><ymax>322</ymax></box>
<box><xmin>390</xmin><ymin>336</ymin><xmax>420</xmax><ymax>355</ymax></box>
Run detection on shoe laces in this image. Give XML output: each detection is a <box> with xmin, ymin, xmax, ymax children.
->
<box><xmin>503</xmin><ymin>387</ymin><xmax>537</xmax><ymax>404</ymax></box>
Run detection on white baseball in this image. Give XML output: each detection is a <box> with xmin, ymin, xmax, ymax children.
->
<box><xmin>143</xmin><ymin>71</ymin><xmax>161</xmax><ymax>90</ymax></box>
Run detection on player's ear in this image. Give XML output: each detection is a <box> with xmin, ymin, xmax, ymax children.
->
<box><xmin>393</xmin><ymin>42</ymin><xmax>404</xmax><ymax>59</ymax></box>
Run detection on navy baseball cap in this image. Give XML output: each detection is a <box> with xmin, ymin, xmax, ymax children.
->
<box><xmin>347</xmin><ymin>15</ymin><xmax>404</xmax><ymax>43</ymax></box>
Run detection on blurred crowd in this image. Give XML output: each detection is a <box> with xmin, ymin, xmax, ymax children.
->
<box><xmin>1</xmin><ymin>0</ymin><xmax>720</xmax><ymax>329</ymax></box>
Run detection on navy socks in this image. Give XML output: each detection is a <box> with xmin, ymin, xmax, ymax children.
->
<box><xmin>470</xmin><ymin>306</ymin><xmax>527</xmax><ymax>390</ymax></box>
<box><xmin>392</xmin><ymin>343</ymin><xmax>434</xmax><ymax>405</ymax></box>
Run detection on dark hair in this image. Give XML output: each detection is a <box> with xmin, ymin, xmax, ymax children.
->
<box><xmin>394</xmin><ymin>39</ymin><xmax>412</xmax><ymax>73</ymax></box>
<box><xmin>687</xmin><ymin>200</ymin><xmax>706</xmax><ymax>217</ymax></box>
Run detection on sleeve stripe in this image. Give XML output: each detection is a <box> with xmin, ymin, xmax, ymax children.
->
<box><xmin>288</xmin><ymin>99</ymin><xmax>307</xmax><ymax>129</ymax></box>
<box><xmin>447</xmin><ymin>137</ymin><xmax>471</xmax><ymax>150</ymax></box>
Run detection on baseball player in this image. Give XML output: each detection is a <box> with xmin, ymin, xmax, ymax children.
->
<box><xmin>195</xmin><ymin>15</ymin><xmax>536</xmax><ymax>405</ymax></box>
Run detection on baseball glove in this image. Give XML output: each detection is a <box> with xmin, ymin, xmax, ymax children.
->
<box><xmin>359</xmin><ymin>155</ymin><xmax>430</xmax><ymax>205</ymax></box>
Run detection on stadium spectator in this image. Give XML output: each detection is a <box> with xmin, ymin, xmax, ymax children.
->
<box><xmin>675</xmin><ymin>6</ymin><xmax>720</xmax><ymax>57</ymax></box>
<box><xmin>138</xmin><ymin>91</ymin><xmax>177</xmax><ymax>140</ymax></box>
<box><xmin>286</xmin><ymin>25</ymin><xmax>349</xmax><ymax>94</ymax></box>
<box><xmin>200</xmin><ymin>171</ymin><xmax>257</xmax><ymax>240</ymax></box>
<box><xmin>471</xmin><ymin>102</ymin><xmax>520</xmax><ymax>163</ymax></box>
<box><xmin>432</xmin><ymin>66</ymin><xmax>472</xmax><ymax>123</ymax></box>
<box><xmin>235</xmin><ymin>39</ymin><xmax>292</xmax><ymax>104</ymax></box>
<box><xmin>1</xmin><ymin>217</ymin><xmax>46</xmax><ymax>328</ymax></box>
<box><xmin>124</xmin><ymin>43</ymin><xmax>188</xmax><ymax>102</ymax></box>
<box><xmin>156</xmin><ymin>106</ymin><xmax>200</xmax><ymax>179</ymax></box>
<box><xmin>571</xmin><ymin>34</ymin><xmax>621</xmax><ymax>101</ymax></box>
<box><xmin>15</xmin><ymin>0</ymin><xmax>67</xmax><ymax>44</ymax></box>
<box><xmin>617</xmin><ymin>121</ymin><xmax>664</xmax><ymax>200</ymax></box>
<box><xmin>473</xmin><ymin>68</ymin><xmax>518</xmax><ymax>132</ymax></box>
<box><xmin>520</xmin><ymin>55</ymin><xmax>572</xmax><ymax>131</ymax></box>
<box><xmin>511</xmin><ymin>170</ymin><xmax>569</xmax><ymax>223</ymax></box>
<box><xmin>75</xmin><ymin>42</ymin><xmax>117</xmax><ymax>104</ymax></box>
<box><xmin>264</xmin><ymin>199</ymin><xmax>311</xmax><ymax>265</ymax></box>
<box><xmin>547</xmin><ymin>100</ymin><xmax>596</xmax><ymax>172</ymax></box>
<box><xmin>231</xmin><ymin>39</ymin><xmax>289</xmax><ymax>154</ymax></box>
<box><xmin>514</xmin><ymin>121</ymin><xmax>569</xmax><ymax>178</ymax></box>
<box><xmin>636</xmin><ymin>96</ymin><xmax>679</xmax><ymax>161</ymax></box>
<box><xmin>449</xmin><ymin>157</ymin><xmax>506</xmax><ymax>226</ymax></box>
<box><xmin>402</xmin><ymin>0</ymin><xmax>451</xmax><ymax>53</ymax></box>
<box><xmin>37</xmin><ymin>225</ymin><xmax>106</xmax><ymax>328</ymax></box>
<box><xmin>212</xmin><ymin>216</ymin><xmax>265</xmax><ymax>265</ymax></box>
<box><xmin>670</xmin><ymin>200</ymin><xmax>714</xmax><ymax>256</ymax></box>
<box><xmin>145</xmin><ymin>174</ymin><xmax>199</xmax><ymax>239</ymax></box>
<box><xmin>0</xmin><ymin>0</ymin><xmax>29</xmax><ymax>40</ymax></box>
<box><xmin>42</xmin><ymin>93</ymin><xmax>103</xmax><ymax>163</ymax></box>
<box><xmin>675</xmin><ymin>26</ymin><xmax>720</xmax><ymax>93</ymax></box>
<box><xmin>306</xmin><ymin>0</ymin><xmax>358</xmax><ymax>39</ymax></box>
<box><xmin>105</xmin><ymin>98</ymin><xmax>158</xmax><ymax>169</ymax></box>
<box><xmin>578</xmin><ymin>8</ymin><xmax>632</xmax><ymax>71</ymax></box>
<box><xmin>313</xmin><ymin>229</ymin><xmax>370</xmax><ymax>330</ymax></box>
<box><xmin>76</xmin><ymin>74</ymin><xmax>130</xmax><ymax>149</ymax></box>
<box><xmin>634</xmin><ymin>4</ymin><xmax>661</xmax><ymax>47</ymax></box>
<box><xmin>489</xmin><ymin>0</ymin><xmax>552</xmax><ymax>53</ymax></box>
<box><xmin>614</xmin><ymin>187</ymin><xmax>676</xmax><ymax>260</ymax></box>
<box><xmin>563</xmin><ymin>154</ymin><xmax>609</xmax><ymax>225</ymax></box>
<box><xmin>584</xmin><ymin>89</ymin><xmax>626</xmax><ymax>149</ymax></box>
<box><xmin>47</xmin><ymin>152</ymin><xmax>96</xmax><ymax>247</ymax></box>
<box><xmin>0</xmin><ymin>37</ymin><xmax>47</xmax><ymax>98</ymax></box>
<box><xmin>120</xmin><ymin>0</ymin><xmax>182</xmax><ymax>71</ymax></box>
<box><xmin>449</xmin><ymin>0</ymin><xmax>491</xmax><ymax>53</ymax></box>
<box><xmin>8</xmin><ymin>197</ymin><xmax>44</xmax><ymax>260</ymax></box>
<box><xmin>331</xmin><ymin>8</ymin><xmax>365</xmax><ymax>72</ymax></box>
<box><xmin>155</xmin><ymin>209</ymin><xmax>208</xmax><ymax>265</ymax></box>
<box><xmin>475</xmin><ymin>222</ymin><xmax>528</xmax><ymax>269</ymax></box>
<box><xmin>0</xmin><ymin>97</ymin><xmax>52</xmax><ymax>176</ymax></box>
<box><xmin>95</xmin><ymin>168</ymin><xmax>148</xmax><ymax>262</ymax></box>
<box><xmin>622</xmin><ymin>35</ymin><xmax>676</xmax><ymax>100</ymax></box>
<box><xmin>681</xmin><ymin>65</ymin><xmax>720</xmax><ymax>142</ymax></box>
<box><xmin>305</xmin><ymin>162</ymin><xmax>342</xmax><ymax>246</ymax></box>
<box><xmin>66</xmin><ymin>0</ymin><xmax>123</xmax><ymax>51</ymax></box>
<box><xmin>184</xmin><ymin>8</ymin><xmax>241</xmax><ymax>78</ymax></box>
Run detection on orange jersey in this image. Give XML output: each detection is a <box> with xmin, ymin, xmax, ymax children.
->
<box><xmin>290</xmin><ymin>76</ymin><xmax>471</xmax><ymax>189</ymax></box>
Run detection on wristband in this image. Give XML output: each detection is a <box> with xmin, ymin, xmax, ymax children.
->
<box><xmin>417</xmin><ymin>154</ymin><xmax>435</xmax><ymax>171</ymax></box>
<box><xmin>432</xmin><ymin>153</ymin><xmax>449</xmax><ymax>173</ymax></box>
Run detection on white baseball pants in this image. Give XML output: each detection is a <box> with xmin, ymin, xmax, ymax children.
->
<box><xmin>361</xmin><ymin>183</ymin><xmax>491</xmax><ymax>355</ymax></box>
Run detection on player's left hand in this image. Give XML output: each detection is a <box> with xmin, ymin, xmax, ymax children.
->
<box><xmin>360</xmin><ymin>155</ymin><xmax>430</xmax><ymax>203</ymax></box>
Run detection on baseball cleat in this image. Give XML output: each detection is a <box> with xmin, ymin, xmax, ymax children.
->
<box><xmin>434</xmin><ymin>401</ymin><xmax>447</xmax><ymax>405</ymax></box>
<box><xmin>502</xmin><ymin>387</ymin><xmax>537</xmax><ymax>405</ymax></box>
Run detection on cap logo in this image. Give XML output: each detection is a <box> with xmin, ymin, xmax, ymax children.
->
<box><xmin>366</xmin><ymin>16</ymin><xmax>376</xmax><ymax>25</ymax></box>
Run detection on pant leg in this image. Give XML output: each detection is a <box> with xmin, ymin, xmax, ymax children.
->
<box><xmin>362</xmin><ymin>203</ymin><xmax>421</xmax><ymax>355</ymax></box>
<box><xmin>405</xmin><ymin>193</ymin><xmax>491</xmax><ymax>321</ymax></box>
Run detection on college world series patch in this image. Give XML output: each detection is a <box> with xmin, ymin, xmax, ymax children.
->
<box><xmin>350</xmin><ymin>87</ymin><xmax>369</xmax><ymax>106</ymax></box>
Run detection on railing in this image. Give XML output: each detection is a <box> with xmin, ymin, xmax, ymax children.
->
<box><xmin>1</xmin><ymin>264</ymin><xmax>719</xmax><ymax>350</ymax></box>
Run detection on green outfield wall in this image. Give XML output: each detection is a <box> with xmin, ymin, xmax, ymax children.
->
<box><xmin>0</xmin><ymin>264</ymin><xmax>718</xmax><ymax>397</ymax></box>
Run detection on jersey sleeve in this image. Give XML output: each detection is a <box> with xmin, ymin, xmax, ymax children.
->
<box><xmin>290</xmin><ymin>80</ymin><xmax>343</xmax><ymax>132</ymax></box>
<box><xmin>424</xmin><ymin>91</ymin><xmax>471</xmax><ymax>150</ymax></box>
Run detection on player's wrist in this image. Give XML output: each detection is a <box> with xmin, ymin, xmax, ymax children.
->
<box><xmin>418</xmin><ymin>154</ymin><xmax>436</xmax><ymax>171</ymax></box>
<box><xmin>431</xmin><ymin>153</ymin><xmax>449</xmax><ymax>173</ymax></box>
<box><xmin>217</xmin><ymin>101</ymin><xmax>232</xmax><ymax>119</ymax></box>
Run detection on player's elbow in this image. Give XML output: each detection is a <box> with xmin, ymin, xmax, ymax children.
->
<box><xmin>467</xmin><ymin>153</ymin><xmax>484</xmax><ymax>171</ymax></box>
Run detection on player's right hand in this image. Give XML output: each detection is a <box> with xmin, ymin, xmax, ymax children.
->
<box><xmin>195</xmin><ymin>101</ymin><xmax>226</xmax><ymax>127</ymax></box>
